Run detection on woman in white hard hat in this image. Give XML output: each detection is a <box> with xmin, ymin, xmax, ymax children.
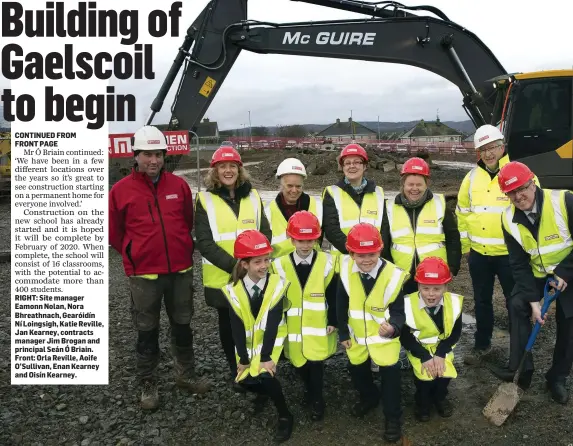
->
<box><xmin>195</xmin><ymin>146</ymin><xmax>272</xmax><ymax>392</ymax></box>
<box><xmin>382</xmin><ymin>157</ymin><xmax>461</xmax><ymax>296</ymax></box>
<box><xmin>265</xmin><ymin>157</ymin><xmax>323</xmax><ymax>258</ymax></box>
<box><xmin>322</xmin><ymin>143</ymin><xmax>385</xmax><ymax>256</ymax></box>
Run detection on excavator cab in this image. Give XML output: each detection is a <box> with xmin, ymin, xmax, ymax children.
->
<box><xmin>495</xmin><ymin>71</ymin><xmax>573</xmax><ymax>189</ymax></box>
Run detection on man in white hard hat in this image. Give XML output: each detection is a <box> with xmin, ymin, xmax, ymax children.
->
<box><xmin>456</xmin><ymin>124</ymin><xmax>538</xmax><ymax>366</ymax></box>
<box><xmin>264</xmin><ymin>157</ymin><xmax>323</xmax><ymax>258</ymax></box>
<box><xmin>109</xmin><ymin>125</ymin><xmax>210</xmax><ymax>410</ymax></box>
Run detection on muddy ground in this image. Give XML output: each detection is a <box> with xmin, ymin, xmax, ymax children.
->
<box><xmin>2</xmin><ymin>159</ymin><xmax>573</xmax><ymax>445</ymax></box>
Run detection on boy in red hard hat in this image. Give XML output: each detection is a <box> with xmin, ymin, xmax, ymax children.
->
<box><xmin>400</xmin><ymin>257</ymin><xmax>463</xmax><ymax>422</ymax></box>
<box><xmin>221</xmin><ymin>230</ymin><xmax>293</xmax><ymax>442</ymax></box>
<box><xmin>336</xmin><ymin>222</ymin><xmax>410</xmax><ymax>443</ymax></box>
<box><xmin>271</xmin><ymin>210</ymin><xmax>338</xmax><ymax>421</ymax></box>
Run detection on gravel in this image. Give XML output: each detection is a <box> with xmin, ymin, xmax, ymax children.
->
<box><xmin>1</xmin><ymin>182</ymin><xmax>572</xmax><ymax>445</ymax></box>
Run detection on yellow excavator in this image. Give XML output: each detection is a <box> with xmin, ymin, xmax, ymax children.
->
<box><xmin>143</xmin><ymin>0</ymin><xmax>572</xmax><ymax>190</ymax></box>
<box><xmin>0</xmin><ymin>130</ymin><xmax>10</xmax><ymax>197</ymax></box>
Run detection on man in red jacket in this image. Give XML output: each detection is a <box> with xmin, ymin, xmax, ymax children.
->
<box><xmin>109</xmin><ymin>125</ymin><xmax>209</xmax><ymax>410</ymax></box>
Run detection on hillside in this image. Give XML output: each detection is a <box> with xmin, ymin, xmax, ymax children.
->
<box><xmin>221</xmin><ymin>119</ymin><xmax>475</xmax><ymax>136</ymax></box>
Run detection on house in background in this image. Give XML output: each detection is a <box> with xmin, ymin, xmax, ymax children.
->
<box><xmin>400</xmin><ymin>118</ymin><xmax>463</xmax><ymax>144</ymax></box>
<box><xmin>316</xmin><ymin>117</ymin><xmax>377</xmax><ymax>142</ymax></box>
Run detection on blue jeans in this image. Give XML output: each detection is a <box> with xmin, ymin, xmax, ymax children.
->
<box><xmin>468</xmin><ymin>249</ymin><xmax>515</xmax><ymax>349</ymax></box>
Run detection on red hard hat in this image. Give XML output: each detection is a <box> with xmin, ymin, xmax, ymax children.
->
<box><xmin>234</xmin><ymin>230</ymin><xmax>273</xmax><ymax>259</ymax></box>
<box><xmin>498</xmin><ymin>161</ymin><xmax>534</xmax><ymax>193</ymax></box>
<box><xmin>286</xmin><ymin>211</ymin><xmax>321</xmax><ymax>240</ymax></box>
<box><xmin>339</xmin><ymin>143</ymin><xmax>368</xmax><ymax>165</ymax></box>
<box><xmin>345</xmin><ymin>223</ymin><xmax>383</xmax><ymax>254</ymax></box>
<box><xmin>401</xmin><ymin>157</ymin><xmax>430</xmax><ymax>177</ymax></box>
<box><xmin>414</xmin><ymin>257</ymin><xmax>452</xmax><ymax>285</ymax></box>
<box><xmin>211</xmin><ymin>146</ymin><xmax>243</xmax><ymax>167</ymax></box>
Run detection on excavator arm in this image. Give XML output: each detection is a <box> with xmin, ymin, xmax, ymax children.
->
<box><xmin>148</xmin><ymin>0</ymin><xmax>507</xmax><ymax>133</ymax></box>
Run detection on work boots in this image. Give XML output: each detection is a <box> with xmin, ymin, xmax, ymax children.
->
<box><xmin>174</xmin><ymin>359</ymin><xmax>211</xmax><ymax>394</ymax></box>
<box><xmin>140</xmin><ymin>380</ymin><xmax>159</xmax><ymax>410</ymax></box>
<box><xmin>383</xmin><ymin>419</ymin><xmax>402</xmax><ymax>443</ymax></box>
<box><xmin>463</xmin><ymin>345</ymin><xmax>492</xmax><ymax>365</ymax></box>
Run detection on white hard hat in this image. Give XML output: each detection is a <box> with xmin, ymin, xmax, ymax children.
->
<box><xmin>132</xmin><ymin>125</ymin><xmax>168</xmax><ymax>152</ymax></box>
<box><xmin>474</xmin><ymin>124</ymin><xmax>504</xmax><ymax>150</ymax></box>
<box><xmin>276</xmin><ymin>158</ymin><xmax>307</xmax><ymax>178</ymax></box>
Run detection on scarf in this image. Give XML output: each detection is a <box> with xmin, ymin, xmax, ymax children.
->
<box><xmin>400</xmin><ymin>189</ymin><xmax>430</xmax><ymax>209</ymax></box>
<box><xmin>344</xmin><ymin>177</ymin><xmax>367</xmax><ymax>194</ymax></box>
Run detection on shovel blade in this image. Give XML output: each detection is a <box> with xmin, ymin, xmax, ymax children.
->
<box><xmin>483</xmin><ymin>382</ymin><xmax>524</xmax><ymax>426</ymax></box>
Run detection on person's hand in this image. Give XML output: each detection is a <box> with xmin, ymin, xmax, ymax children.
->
<box><xmin>433</xmin><ymin>356</ymin><xmax>446</xmax><ymax>377</ymax></box>
<box><xmin>421</xmin><ymin>359</ymin><xmax>436</xmax><ymax>379</ymax></box>
<box><xmin>550</xmin><ymin>275</ymin><xmax>568</xmax><ymax>292</ymax></box>
<box><xmin>530</xmin><ymin>302</ymin><xmax>547</xmax><ymax>325</ymax></box>
<box><xmin>237</xmin><ymin>363</ymin><xmax>249</xmax><ymax>377</ymax></box>
<box><xmin>259</xmin><ymin>360</ymin><xmax>276</xmax><ymax>377</ymax></box>
<box><xmin>378</xmin><ymin>322</ymin><xmax>395</xmax><ymax>338</ymax></box>
<box><xmin>326</xmin><ymin>325</ymin><xmax>336</xmax><ymax>335</ymax></box>
<box><xmin>341</xmin><ymin>339</ymin><xmax>352</xmax><ymax>349</ymax></box>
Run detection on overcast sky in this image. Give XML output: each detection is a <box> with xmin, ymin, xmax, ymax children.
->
<box><xmin>1</xmin><ymin>0</ymin><xmax>571</xmax><ymax>132</ymax></box>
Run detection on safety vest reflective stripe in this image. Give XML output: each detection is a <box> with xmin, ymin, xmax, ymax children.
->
<box><xmin>386</xmin><ymin>194</ymin><xmax>446</xmax><ymax>270</ymax></box>
<box><xmin>470</xmin><ymin>205</ymin><xmax>509</xmax><ymax>214</ymax></box>
<box><xmin>404</xmin><ymin>293</ymin><xmax>462</xmax><ymax>345</ymax></box>
<box><xmin>271</xmin><ymin>251</ymin><xmax>336</xmax><ymax>366</ymax></box>
<box><xmin>264</xmin><ymin>196</ymin><xmax>323</xmax><ymax>256</ymax></box>
<box><xmin>468</xmin><ymin>235</ymin><xmax>506</xmax><ymax>245</ymax></box>
<box><xmin>222</xmin><ymin>275</ymin><xmax>289</xmax><ymax>380</ymax></box>
<box><xmin>328</xmin><ymin>185</ymin><xmax>385</xmax><ymax>229</ymax></box>
<box><xmin>503</xmin><ymin>189</ymin><xmax>573</xmax><ymax>275</ymax></box>
<box><xmin>199</xmin><ymin>190</ymin><xmax>262</xmax><ymax>288</ymax></box>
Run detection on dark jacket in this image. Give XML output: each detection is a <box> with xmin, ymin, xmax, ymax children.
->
<box><xmin>381</xmin><ymin>191</ymin><xmax>462</xmax><ymax>278</ymax></box>
<box><xmin>322</xmin><ymin>178</ymin><xmax>380</xmax><ymax>253</ymax></box>
<box><xmin>502</xmin><ymin>187</ymin><xmax>573</xmax><ymax>318</ymax></box>
<box><xmin>195</xmin><ymin>181</ymin><xmax>272</xmax><ymax>308</ymax></box>
<box><xmin>336</xmin><ymin>259</ymin><xmax>405</xmax><ymax>342</ymax></box>
<box><xmin>273</xmin><ymin>192</ymin><xmax>324</xmax><ymax>246</ymax></box>
<box><xmin>109</xmin><ymin>168</ymin><xmax>194</xmax><ymax>276</ymax></box>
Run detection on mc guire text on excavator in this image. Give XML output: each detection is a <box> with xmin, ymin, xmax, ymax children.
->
<box><xmin>282</xmin><ymin>31</ymin><xmax>377</xmax><ymax>46</ymax></box>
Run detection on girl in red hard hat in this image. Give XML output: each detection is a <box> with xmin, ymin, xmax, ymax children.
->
<box><xmin>195</xmin><ymin>146</ymin><xmax>273</xmax><ymax>393</ymax></box>
<box><xmin>336</xmin><ymin>222</ymin><xmax>410</xmax><ymax>443</ymax></box>
<box><xmin>400</xmin><ymin>256</ymin><xmax>463</xmax><ymax>422</ymax></box>
<box><xmin>382</xmin><ymin>157</ymin><xmax>461</xmax><ymax>295</ymax></box>
<box><xmin>221</xmin><ymin>229</ymin><xmax>293</xmax><ymax>442</ymax></box>
<box><xmin>271</xmin><ymin>210</ymin><xmax>338</xmax><ymax>421</ymax></box>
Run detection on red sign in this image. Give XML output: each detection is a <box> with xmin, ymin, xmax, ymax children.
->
<box><xmin>108</xmin><ymin>130</ymin><xmax>190</xmax><ymax>158</ymax></box>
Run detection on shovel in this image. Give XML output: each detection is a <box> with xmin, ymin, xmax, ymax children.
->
<box><xmin>482</xmin><ymin>278</ymin><xmax>561</xmax><ymax>426</ymax></box>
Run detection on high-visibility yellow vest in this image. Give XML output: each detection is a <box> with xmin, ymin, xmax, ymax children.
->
<box><xmin>264</xmin><ymin>195</ymin><xmax>323</xmax><ymax>258</ymax></box>
<box><xmin>339</xmin><ymin>255</ymin><xmax>409</xmax><ymax>366</ymax></box>
<box><xmin>323</xmin><ymin>184</ymin><xmax>385</xmax><ymax>255</ymax></box>
<box><xmin>197</xmin><ymin>190</ymin><xmax>262</xmax><ymax>289</ymax></box>
<box><xmin>403</xmin><ymin>291</ymin><xmax>463</xmax><ymax>381</ymax></box>
<box><xmin>456</xmin><ymin>155</ymin><xmax>514</xmax><ymax>256</ymax></box>
<box><xmin>222</xmin><ymin>274</ymin><xmax>289</xmax><ymax>382</ymax></box>
<box><xmin>271</xmin><ymin>251</ymin><xmax>337</xmax><ymax>367</ymax></box>
<box><xmin>386</xmin><ymin>194</ymin><xmax>447</xmax><ymax>272</ymax></box>
<box><xmin>502</xmin><ymin>189</ymin><xmax>573</xmax><ymax>278</ymax></box>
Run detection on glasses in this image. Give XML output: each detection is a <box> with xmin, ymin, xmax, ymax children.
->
<box><xmin>478</xmin><ymin>144</ymin><xmax>504</xmax><ymax>155</ymax></box>
<box><xmin>343</xmin><ymin>161</ymin><xmax>364</xmax><ymax>167</ymax></box>
<box><xmin>507</xmin><ymin>181</ymin><xmax>533</xmax><ymax>197</ymax></box>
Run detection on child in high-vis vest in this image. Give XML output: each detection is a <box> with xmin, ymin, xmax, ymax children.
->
<box><xmin>400</xmin><ymin>257</ymin><xmax>463</xmax><ymax>421</ymax></box>
<box><xmin>336</xmin><ymin>223</ymin><xmax>410</xmax><ymax>443</ymax></box>
<box><xmin>271</xmin><ymin>211</ymin><xmax>337</xmax><ymax>421</ymax></box>
<box><xmin>221</xmin><ymin>230</ymin><xmax>294</xmax><ymax>442</ymax></box>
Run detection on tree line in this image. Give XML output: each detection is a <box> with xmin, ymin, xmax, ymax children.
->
<box><xmin>220</xmin><ymin>124</ymin><xmax>309</xmax><ymax>138</ymax></box>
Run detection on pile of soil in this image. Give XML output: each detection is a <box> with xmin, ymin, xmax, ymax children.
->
<box><xmin>243</xmin><ymin>148</ymin><xmax>468</xmax><ymax>193</ymax></box>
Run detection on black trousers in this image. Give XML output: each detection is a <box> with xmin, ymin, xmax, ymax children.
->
<box><xmin>509</xmin><ymin>291</ymin><xmax>573</xmax><ymax>382</ymax></box>
<box><xmin>348</xmin><ymin>359</ymin><xmax>402</xmax><ymax>421</ymax></box>
<box><xmin>468</xmin><ymin>250</ymin><xmax>515</xmax><ymax>349</ymax></box>
<box><xmin>217</xmin><ymin>308</ymin><xmax>237</xmax><ymax>374</ymax></box>
<box><xmin>296</xmin><ymin>360</ymin><xmax>324</xmax><ymax>403</ymax></box>
<box><xmin>414</xmin><ymin>377</ymin><xmax>451</xmax><ymax>407</ymax></box>
<box><xmin>240</xmin><ymin>373</ymin><xmax>291</xmax><ymax>417</ymax></box>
